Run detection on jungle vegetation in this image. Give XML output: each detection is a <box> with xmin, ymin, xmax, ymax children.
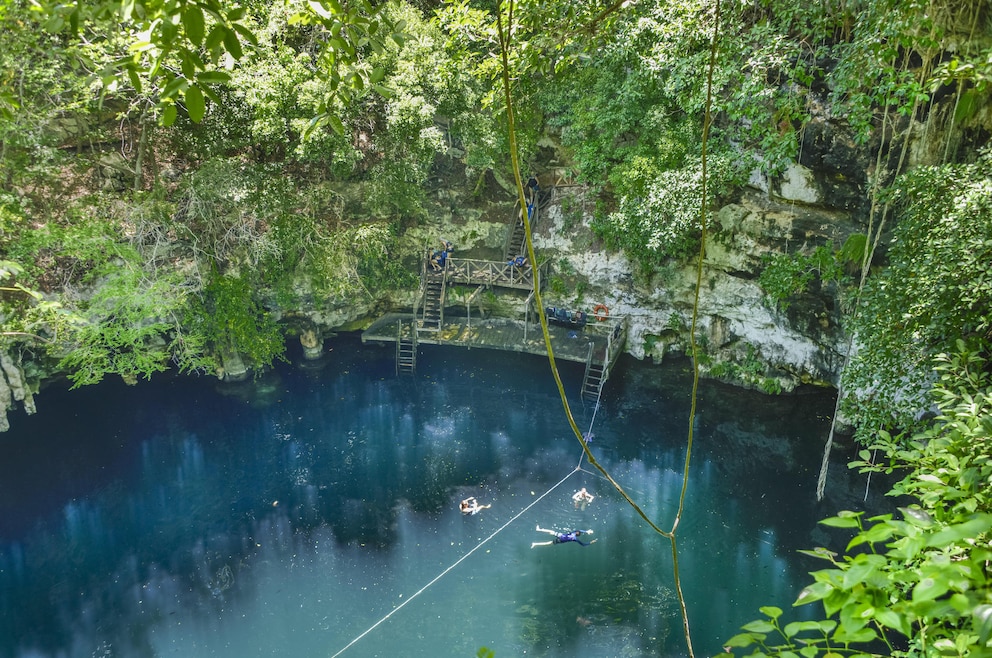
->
<box><xmin>1</xmin><ymin>0</ymin><xmax>991</xmax><ymax>655</ymax></box>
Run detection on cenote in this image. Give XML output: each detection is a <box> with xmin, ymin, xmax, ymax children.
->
<box><xmin>0</xmin><ymin>334</ymin><xmax>877</xmax><ymax>657</ymax></box>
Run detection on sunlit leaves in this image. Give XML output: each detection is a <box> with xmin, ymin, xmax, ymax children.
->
<box><xmin>32</xmin><ymin>0</ymin><xmax>398</xmax><ymax>126</ymax></box>
<box><xmin>725</xmin><ymin>343</ymin><xmax>992</xmax><ymax>656</ymax></box>
<box><xmin>842</xmin><ymin>151</ymin><xmax>992</xmax><ymax>442</ymax></box>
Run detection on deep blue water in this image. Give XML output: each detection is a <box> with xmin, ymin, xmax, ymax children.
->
<box><xmin>0</xmin><ymin>334</ymin><xmax>874</xmax><ymax>657</ymax></box>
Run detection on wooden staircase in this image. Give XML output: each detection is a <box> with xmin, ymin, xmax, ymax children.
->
<box><xmin>503</xmin><ymin>196</ymin><xmax>539</xmax><ymax>262</ymax></box>
<box><xmin>420</xmin><ymin>269</ymin><xmax>445</xmax><ymax>332</ymax></box>
<box><xmin>505</xmin><ymin>218</ymin><xmax>527</xmax><ymax>261</ymax></box>
<box><xmin>396</xmin><ymin>320</ymin><xmax>417</xmax><ymax>374</ymax></box>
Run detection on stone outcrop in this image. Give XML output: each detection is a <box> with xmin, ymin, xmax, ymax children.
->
<box><xmin>299</xmin><ymin>324</ymin><xmax>325</xmax><ymax>360</ymax></box>
<box><xmin>0</xmin><ymin>351</ymin><xmax>36</xmax><ymax>431</ymax></box>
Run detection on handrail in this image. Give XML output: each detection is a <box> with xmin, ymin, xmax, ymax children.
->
<box><xmin>445</xmin><ymin>257</ymin><xmax>542</xmax><ymax>289</ymax></box>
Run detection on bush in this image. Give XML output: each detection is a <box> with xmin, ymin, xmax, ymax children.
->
<box><xmin>725</xmin><ymin>342</ymin><xmax>992</xmax><ymax>656</ymax></box>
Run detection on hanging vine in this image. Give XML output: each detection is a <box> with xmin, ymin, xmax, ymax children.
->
<box><xmin>495</xmin><ymin>0</ymin><xmax>722</xmax><ymax>652</ymax></box>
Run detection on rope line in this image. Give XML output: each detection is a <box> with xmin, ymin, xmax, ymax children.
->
<box><xmin>328</xmin><ymin>466</ymin><xmax>580</xmax><ymax>658</ymax></box>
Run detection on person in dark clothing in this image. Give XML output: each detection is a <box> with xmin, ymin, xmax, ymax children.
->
<box><xmin>531</xmin><ymin>525</ymin><xmax>596</xmax><ymax>548</ymax></box>
<box><xmin>526</xmin><ymin>174</ymin><xmax>540</xmax><ymax>203</ymax></box>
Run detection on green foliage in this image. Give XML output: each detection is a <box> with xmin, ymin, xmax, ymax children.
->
<box><xmin>725</xmin><ymin>342</ymin><xmax>992</xmax><ymax>656</ymax></box>
<box><xmin>592</xmin><ymin>152</ymin><xmax>741</xmax><ymax>267</ymax></box>
<box><xmin>706</xmin><ymin>344</ymin><xmax>772</xmax><ymax>390</ymax></box>
<box><xmin>187</xmin><ymin>272</ymin><xmax>284</xmax><ymax>371</ymax></box>
<box><xmin>353</xmin><ymin>223</ymin><xmax>417</xmax><ymax>292</ymax></box>
<box><xmin>58</xmin><ymin>262</ymin><xmax>188</xmax><ymax>388</ymax></box>
<box><xmin>842</xmin><ymin>152</ymin><xmax>992</xmax><ymax>442</ymax></box>
<box><xmin>759</xmin><ymin>245</ymin><xmax>844</xmax><ymax>311</ymax></box>
<box><xmin>32</xmin><ymin>0</ymin><xmax>398</xmax><ymax>128</ymax></box>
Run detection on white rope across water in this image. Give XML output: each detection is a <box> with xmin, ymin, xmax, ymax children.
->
<box><xmin>328</xmin><ymin>466</ymin><xmax>581</xmax><ymax>657</ymax></box>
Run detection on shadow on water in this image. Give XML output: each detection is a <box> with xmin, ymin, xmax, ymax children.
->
<box><xmin>0</xmin><ymin>334</ymin><xmax>887</xmax><ymax>658</ymax></box>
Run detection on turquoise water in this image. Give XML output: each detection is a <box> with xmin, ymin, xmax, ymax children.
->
<box><xmin>0</xmin><ymin>334</ymin><xmax>866</xmax><ymax>657</ymax></box>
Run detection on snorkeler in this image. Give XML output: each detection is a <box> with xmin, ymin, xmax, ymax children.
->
<box><xmin>531</xmin><ymin>525</ymin><xmax>596</xmax><ymax>548</ymax></box>
<box><xmin>460</xmin><ymin>497</ymin><xmax>491</xmax><ymax>515</ymax></box>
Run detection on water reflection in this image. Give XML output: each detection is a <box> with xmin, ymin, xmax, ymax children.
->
<box><xmin>0</xmin><ymin>335</ymin><xmax>880</xmax><ymax>657</ymax></box>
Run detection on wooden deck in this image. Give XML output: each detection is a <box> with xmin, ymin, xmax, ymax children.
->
<box><xmin>361</xmin><ymin>312</ymin><xmax>616</xmax><ymax>364</ymax></box>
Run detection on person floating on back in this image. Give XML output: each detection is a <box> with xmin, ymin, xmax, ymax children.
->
<box><xmin>460</xmin><ymin>497</ymin><xmax>491</xmax><ymax>515</ymax></box>
<box><xmin>572</xmin><ymin>487</ymin><xmax>595</xmax><ymax>511</ymax></box>
<box><xmin>531</xmin><ymin>525</ymin><xmax>596</xmax><ymax>548</ymax></box>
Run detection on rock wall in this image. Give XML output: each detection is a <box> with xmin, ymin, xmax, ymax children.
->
<box><xmin>532</xmin><ymin>186</ymin><xmax>852</xmax><ymax>392</ymax></box>
<box><xmin>0</xmin><ymin>351</ymin><xmax>36</xmax><ymax>431</ymax></box>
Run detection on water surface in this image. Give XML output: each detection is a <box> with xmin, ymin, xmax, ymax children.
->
<box><xmin>0</xmin><ymin>334</ymin><xmax>873</xmax><ymax>657</ymax></box>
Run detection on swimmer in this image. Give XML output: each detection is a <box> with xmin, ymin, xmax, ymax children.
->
<box><xmin>572</xmin><ymin>487</ymin><xmax>595</xmax><ymax>511</ymax></box>
<box><xmin>460</xmin><ymin>497</ymin><xmax>491</xmax><ymax>515</ymax></box>
<box><xmin>531</xmin><ymin>525</ymin><xmax>596</xmax><ymax>548</ymax></box>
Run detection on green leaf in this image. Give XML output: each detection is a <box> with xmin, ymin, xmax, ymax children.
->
<box><xmin>222</xmin><ymin>28</ymin><xmax>243</xmax><ymax>60</ymax></box>
<box><xmin>196</xmin><ymin>71</ymin><xmax>231</xmax><ymax>85</ymax></box>
<box><xmin>797</xmin><ymin>547</ymin><xmax>838</xmax><ymax>562</ymax></box>
<box><xmin>723</xmin><ymin>632</ymin><xmax>761</xmax><ymax>648</ymax></box>
<box><xmin>925</xmin><ymin>515</ymin><xmax>992</xmax><ymax>548</ymax></box>
<box><xmin>741</xmin><ymin>619</ymin><xmax>776</xmax><ymax>633</ymax></box>
<box><xmin>161</xmin><ymin>75</ymin><xmax>188</xmax><ymax>100</ymax></box>
<box><xmin>912</xmin><ymin>576</ymin><xmax>949</xmax><ymax>603</ymax></box>
<box><xmin>821</xmin><ymin>514</ymin><xmax>861</xmax><ymax>529</ymax></box>
<box><xmin>185</xmin><ymin>86</ymin><xmax>205</xmax><ymax>123</ymax></box>
<box><xmin>794</xmin><ymin>581</ymin><xmax>833</xmax><ymax>606</ymax></box>
<box><xmin>232</xmin><ymin>23</ymin><xmax>258</xmax><ymax>46</ymax></box>
<box><xmin>205</xmin><ymin>25</ymin><xmax>225</xmax><ymax>51</ymax></box>
<box><xmin>161</xmin><ymin>103</ymin><xmax>177</xmax><ymax>126</ymax></box>
<box><xmin>326</xmin><ymin>113</ymin><xmax>345</xmax><ymax>136</ymax></box>
<box><xmin>900</xmin><ymin>506</ymin><xmax>934</xmax><ymax>528</ymax></box>
<box><xmin>975</xmin><ymin>604</ymin><xmax>992</xmax><ymax>643</ymax></box>
<box><xmin>759</xmin><ymin>606</ymin><xmax>783</xmax><ymax>620</ymax></box>
<box><xmin>182</xmin><ymin>5</ymin><xmax>205</xmax><ymax>45</ymax></box>
<box><xmin>875</xmin><ymin>607</ymin><xmax>909</xmax><ymax>635</ymax></box>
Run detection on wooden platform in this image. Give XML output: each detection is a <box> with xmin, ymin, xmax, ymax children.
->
<box><xmin>361</xmin><ymin>313</ymin><xmax>614</xmax><ymax>364</ymax></box>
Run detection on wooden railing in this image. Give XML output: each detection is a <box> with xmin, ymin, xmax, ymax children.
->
<box><xmin>444</xmin><ymin>258</ymin><xmax>548</xmax><ymax>290</ymax></box>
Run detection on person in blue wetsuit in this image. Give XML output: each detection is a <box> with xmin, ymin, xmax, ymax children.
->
<box><xmin>531</xmin><ymin>525</ymin><xmax>596</xmax><ymax>548</ymax></box>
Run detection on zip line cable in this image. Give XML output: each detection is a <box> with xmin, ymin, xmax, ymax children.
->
<box><xmin>328</xmin><ymin>466</ymin><xmax>581</xmax><ymax>658</ymax></box>
<box><xmin>495</xmin><ymin>0</ymin><xmax>669</xmax><ymax>541</ymax></box>
<box><xmin>495</xmin><ymin>0</ymin><xmax>720</xmax><ymax>653</ymax></box>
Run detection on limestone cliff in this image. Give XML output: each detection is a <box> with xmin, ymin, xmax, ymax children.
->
<box><xmin>0</xmin><ymin>352</ymin><xmax>36</xmax><ymax>431</ymax></box>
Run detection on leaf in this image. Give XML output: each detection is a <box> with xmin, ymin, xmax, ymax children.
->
<box><xmin>784</xmin><ymin>620</ymin><xmax>825</xmax><ymax>637</ymax></box>
<box><xmin>759</xmin><ymin>606</ymin><xmax>783</xmax><ymax>620</ymax></box>
<box><xmin>182</xmin><ymin>5</ymin><xmax>205</xmax><ymax>45</ymax></box>
<box><xmin>308</xmin><ymin>0</ymin><xmax>331</xmax><ymax>19</ymax></box>
<box><xmin>875</xmin><ymin>607</ymin><xmax>909</xmax><ymax>635</ymax></box>
<box><xmin>911</xmin><ymin>576</ymin><xmax>949</xmax><ymax>603</ymax></box>
<box><xmin>794</xmin><ymin>581</ymin><xmax>833</xmax><ymax>606</ymax></box>
<box><xmin>820</xmin><ymin>515</ymin><xmax>861</xmax><ymax>529</ymax></box>
<box><xmin>161</xmin><ymin>75</ymin><xmax>188</xmax><ymax>100</ymax></box>
<box><xmin>161</xmin><ymin>103</ymin><xmax>177</xmax><ymax>126</ymax></box>
<box><xmin>205</xmin><ymin>25</ymin><xmax>225</xmax><ymax>51</ymax></box>
<box><xmin>232</xmin><ymin>23</ymin><xmax>258</xmax><ymax>47</ymax></box>
<box><xmin>925</xmin><ymin>514</ymin><xmax>992</xmax><ymax>548</ymax></box>
<box><xmin>899</xmin><ymin>506</ymin><xmax>934</xmax><ymax>528</ymax></box>
<box><xmin>797</xmin><ymin>547</ymin><xmax>838</xmax><ymax>562</ymax></box>
<box><xmin>185</xmin><ymin>86</ymin><xmax>205</xmax><ymax>123</ymax></box>
<box><xmin>222</xmin><ymin>28</ymin><xmax>243</xmax><ymax>60</ymax></box>
<box><xmin>975</xmin><ymin>604</ymin><xmax>992</xmax><ymax>643</ymax></box>
<box><xmin>741</xmin><ymin>619</ymin><xmax>776</xmax><ymax>633</ymax></box>
<box><xmin>326</xmin><ymin>113</ymin><xmax>345</xmax><ymax>135</ymax></box>
<box><xmin>723</xmin><ymin>632</ymin><xmax>761</xmax><ymax>648</ymax></box>
<box><xmin>196</xmin><ymin>71</ymin><xmax>231</xmax><ymax>84</ymax></box>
